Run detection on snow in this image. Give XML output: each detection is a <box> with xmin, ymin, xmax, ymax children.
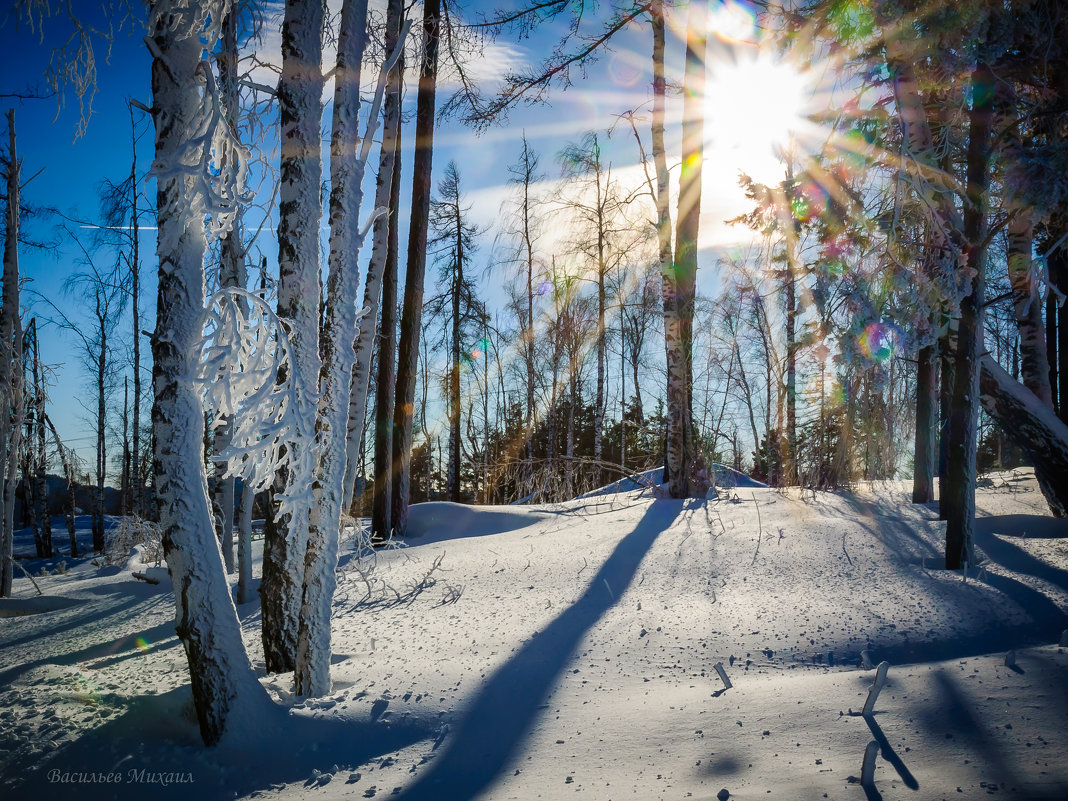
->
<box><xmin>2</xmin><ymin>469</ymin><xmax>1067</xmax><ymax>800</ymax></box>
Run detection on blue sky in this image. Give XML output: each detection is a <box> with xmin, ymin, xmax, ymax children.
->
<box><xmin>1</xmin><ymin>1</ymin><xmax>817</xmax><ymax>476</ymax></box>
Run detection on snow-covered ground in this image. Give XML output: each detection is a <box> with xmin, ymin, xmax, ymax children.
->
<box><xmin>2</xmin><ymin>470</ymin><xmax>1067</xmax><ymax>800</ymax></box>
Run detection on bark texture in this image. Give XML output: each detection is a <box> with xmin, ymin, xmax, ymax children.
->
<box><xmin>261</xmin><ymin>0</ymin><xmax>326</xmax><ymax>674</ymax></box>
<box><xmin>342</xmin><ymin>0</ymin><xmax>405</xmax><ymax>516</ymax></box>
<box><xmin>148</xmin><ymin>1</ymin><xmax>266</xmax><ymax>744</ymax></box>
<box><xmin>390</xmin><ymin>0</ymin><xmax>440</xmax><ymax>536</ymax></box>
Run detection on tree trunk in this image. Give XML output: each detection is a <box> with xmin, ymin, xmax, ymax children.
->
<box><xmin>236</xmin><ymin>481</ymin><xmax>254</xmax><ymax>604</ymax></box>
<box><xmin>148</xmin><ymin>1</ymin><xmax>267</xmax><ymax>744</ymax></box>
<box><xmin>665</xmin><ymin>0</ymin><xmax>704</xmax><ymax>498</ymax></box>
<box><xmin>649</xmin><ymin>0</ymin><xmax>674</xmax><ymax>489</ymax></box>
<box><xmin>261</xmin><ymin>0</ymin><xmax>326</xmax><ymax>675</ymax></box>
<box><xmin>391</xmin><ymin>0</ymin><xmax>440</xmax><ymax>536</ymax></box>
<box><xmin>912</xmin><ymin>340</ymin><xmax>937</xmax><ymax>503</ymax></box>
<box><xmin>129</xmin><ymin>103</ymin><xmax>143</xmax><ymax>518</ymax></box>
<box><xmin>594</xmin><ymin>152</ymin><xmax>606</xmax><ymax>486</ymax></box>
<box><xmin>342</xmin><ymin>0</ymin><xmax>404</xmax><ymax>516</ymax></box>
<box><xmin>372</xmin><ymin>101</ymin><xmax>402</xmax><ymax>543</ymax></box>
<box><xmin>295</xmin><ymin>0</ymin><xmax>389</xmax><ymax>698</ymax></box>
<box><xmin>519</xmin><ymin>135</ymin><xmax>538</xmax><ymax>494</ymax></box>
<box><xmin>1</xmin><ymin>110</ymin><xmax>21</xmax><ymax>596</ymax></box>
<box><xmin>1047</xmin><ymin>286</ymin><xmax>1059</xmax><ymax>417</ymax></box>
<box><xmin>43</xmin><ymin>414</ymin><xmax>76</xmax><ymax>555</ymax></box>
<box><xmin>943</xmin><ymin>62</ymin><xmax>993</xmax><ymax>570</ymax></box>
<box><xmin>447</xmin><ymin>209</ymin><xmax>462</xmax><ymax>502</ymax></box>
<box><xmin>94</xmin><ymin>312</ymin><xmax>106</xmax><ymax>553</ymax></box>
<box><xmin>121</xmin><ymin>375</ymin><xmax>130</xmax><ymax>518</ymax></box>
<box><xmin>211</xmin><ymin>6</ymin><xmax>245</xmax><ymax>576</ymax></box>
<box><xmin>979</xmin><ymin>356</ymin><xmax>1068</xmax><ymax>515</ymax></box>
<box><xmin>32</xmin><ymin>326</ymin><xmax>50</xmax><ymax>556</ymax></box>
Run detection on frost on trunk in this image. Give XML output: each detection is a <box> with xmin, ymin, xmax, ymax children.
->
<box><xmin>665</xmin><ymin>0</ymin><xmax>704</xmax><ymax>498</ymax></box>
<box><xmin>210</xmin><ymin>7</ymin><xmax>245</xmax><ymax>577</ymax></box>
<box><xmin>979</xmin><ymin>356</ymin><xmax>1068</xmax><ymax>517</ymax></box>
<box><xmin>390</xmin><ymin>0</ymin><xmax>441</xmax><ymax>536</ymax></box>
<box><xmin>1</xmin><ymin>109</ymin><xmax>24</xmax><ymax>598</ymax></box>
<box><xmin>294</xmin><ymin>0</ymin><xmax>403</xmax><ymax>698</ymax></box>
<box><xmin>342</xmin><ymin>0</ymin><xmax>405</xmax><ymax>517</ymax></box>
<box><xmin>147</xmin><ymin>0</ymin><xmax>266</xmax><ymax>745</ymax></box>
<box><xmin>261</xmin><ymin>0</ymin><xmax>326</xmax><ymax>675</ymax></box>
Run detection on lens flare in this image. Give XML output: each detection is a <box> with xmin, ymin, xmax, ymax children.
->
<box><xmin>857</xmin><ymin>322</ymin><xmax>898</xmax><ymax>363</ymax></box>
<box><xmin>537</xmin><ymin>280</ymin><xmax>552</xmax><ymax>296</ymax></box>
<box><xmin>707</xmin><ymin>0</ymin><xmax>757</xmax><ymax>43</ymax></box>
<box><xmin>830</xmin><ymin>380</ymin><xmax>850</xmax><ymax>406</ymax></box>
<box><xmin>608</xmin><ymin>51</ymin><xmax>643</xmax><ymax>87</ymax></box>
<box><xmin>135</xmin><ymin>637</ymin><xmax>152</xmax><ymax>653</ymax></box>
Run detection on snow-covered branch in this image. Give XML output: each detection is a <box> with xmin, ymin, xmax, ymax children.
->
<box><xmin>194</xmin><ymin>286</ymin><xmax>319</xmax><ymax>519</ymax></box>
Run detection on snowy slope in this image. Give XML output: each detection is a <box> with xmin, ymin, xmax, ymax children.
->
<box><xmin>1</xmin><ymin>470</ymin><xmax>1067</xmax><ymax>800</ymax></box>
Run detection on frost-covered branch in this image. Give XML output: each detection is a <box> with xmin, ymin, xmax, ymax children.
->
<box><xmin>194</xmin><ymin>286</ymin><xmax>319</xmax><ymax>520</ymax></box>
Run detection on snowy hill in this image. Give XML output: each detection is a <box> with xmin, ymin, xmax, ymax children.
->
<box><xmin>576</xmin><ymin>464</ymin><xmax>768</xmax><ymax>499</ymax></box>
<box><xmin>1</xmin><ymin>470</ymin><xmax>1067</xmax><ymax>800</ymax></box>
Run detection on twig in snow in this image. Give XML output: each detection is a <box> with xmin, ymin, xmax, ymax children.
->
<box><xmin>861</xmin><ymin>740</ymin><xmax>879</xmax><ymax>789</ymax></box>
<box><xmin>14</xmin><ymin>561</ymin><xmax>43</xmax><ymax>596</ymax></box>
<box><xmin>577</xmin><ymin>557</ymin><xmax>588</xmax><ymax>576</ymax></box>
<box><xmin>441</xmin><ymin>583</ymin><xmax>465</xmax><ymax>605</ymax></box>
<box><xmin>862</xmin><ymin>661</ymin><xmax>889</xmax><ymax>717</ymax></box>
<box><xmin>713</xmin><ymin>661</ymin><xmax>732</xmax><ymax>690</ymax></box>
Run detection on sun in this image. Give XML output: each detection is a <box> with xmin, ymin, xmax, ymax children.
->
<box><xmin>703</xmin><ymin>51</ymin><xmax>812</xmax><ymax>185</ymax></box>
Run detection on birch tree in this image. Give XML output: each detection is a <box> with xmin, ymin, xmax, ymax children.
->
<box><xmin>146</xmin><ymin>0</ymin><xmax>268</xmax><ymax>744</ymax></box>
<box><xmin>261</xmin><ymin>0</ymin><xmax>327</xmax><ymax>675</ymax></box>
<box><xmin>341</xmin><ymin>0</ymin><xmax>405</xmax><ymax>525</ymax></box>
<box><xmin>665</xmin><ymin>0</ymin><xmax>705</xmax><ymax>498</ymax></box>
<box><xmin>294</xmin><ymin>0</ymin><xmax>409</xmax><ymax>697</ymax></box>
<box><xmin>390</xmin><ymin>0</ymin><xmax>442</xmax><ymax>537</ymax></box>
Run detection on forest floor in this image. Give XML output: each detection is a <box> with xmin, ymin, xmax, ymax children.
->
<box><xmin>1</xmin><ymin>470</ymin><xmax>1067</xmax><ymax>801</ymax></box>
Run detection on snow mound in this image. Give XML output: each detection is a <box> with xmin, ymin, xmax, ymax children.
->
<box><xmin>578</xmin><ymin>464</ymin><xmax>767</xmax><ymax>499</ymax></box>
<box><xmin>403</xmin><ymin>502</ymin><xmax>550</xmax><ymax>544</ymax></box>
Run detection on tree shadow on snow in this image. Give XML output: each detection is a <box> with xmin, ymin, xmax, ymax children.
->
<box><xmin>915</xmin><ymin>669</ymin><xmax>1068</xmax><ymax>801</ymax></box>
<box><xmin>7</xmin><ymin>684</ymin><xmax>434</xmax><ymax>801</ymax></box>
<box><xmin>392</xmin><ymin>500</ymin><xmax>683</xmax><ymax>801</ymax></box>
<box><xmin>976</xmin><ymin>513</ymin><xmax>1068</xmax><ymax>540</ymax></box>
<box><xmin>0</xmin><ymin>600</ymin><xmax>179</xmax><ymax>687</ymax></box>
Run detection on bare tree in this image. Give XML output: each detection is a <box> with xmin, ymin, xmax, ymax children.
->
<box><xmin>426</xmin><ymin>160</ymin><xmax>484</xmax><ymax>502</ymax></box>
<box><xmin>1</xmin><ymin>109</ymin><xmax>25</xmax><ymax>596</ymax></box>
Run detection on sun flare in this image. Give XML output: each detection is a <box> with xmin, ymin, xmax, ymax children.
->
<box><xmin>703</xmin><ymin>52</ymin><xmax>812</xmax><ymax>184</ymax></box>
